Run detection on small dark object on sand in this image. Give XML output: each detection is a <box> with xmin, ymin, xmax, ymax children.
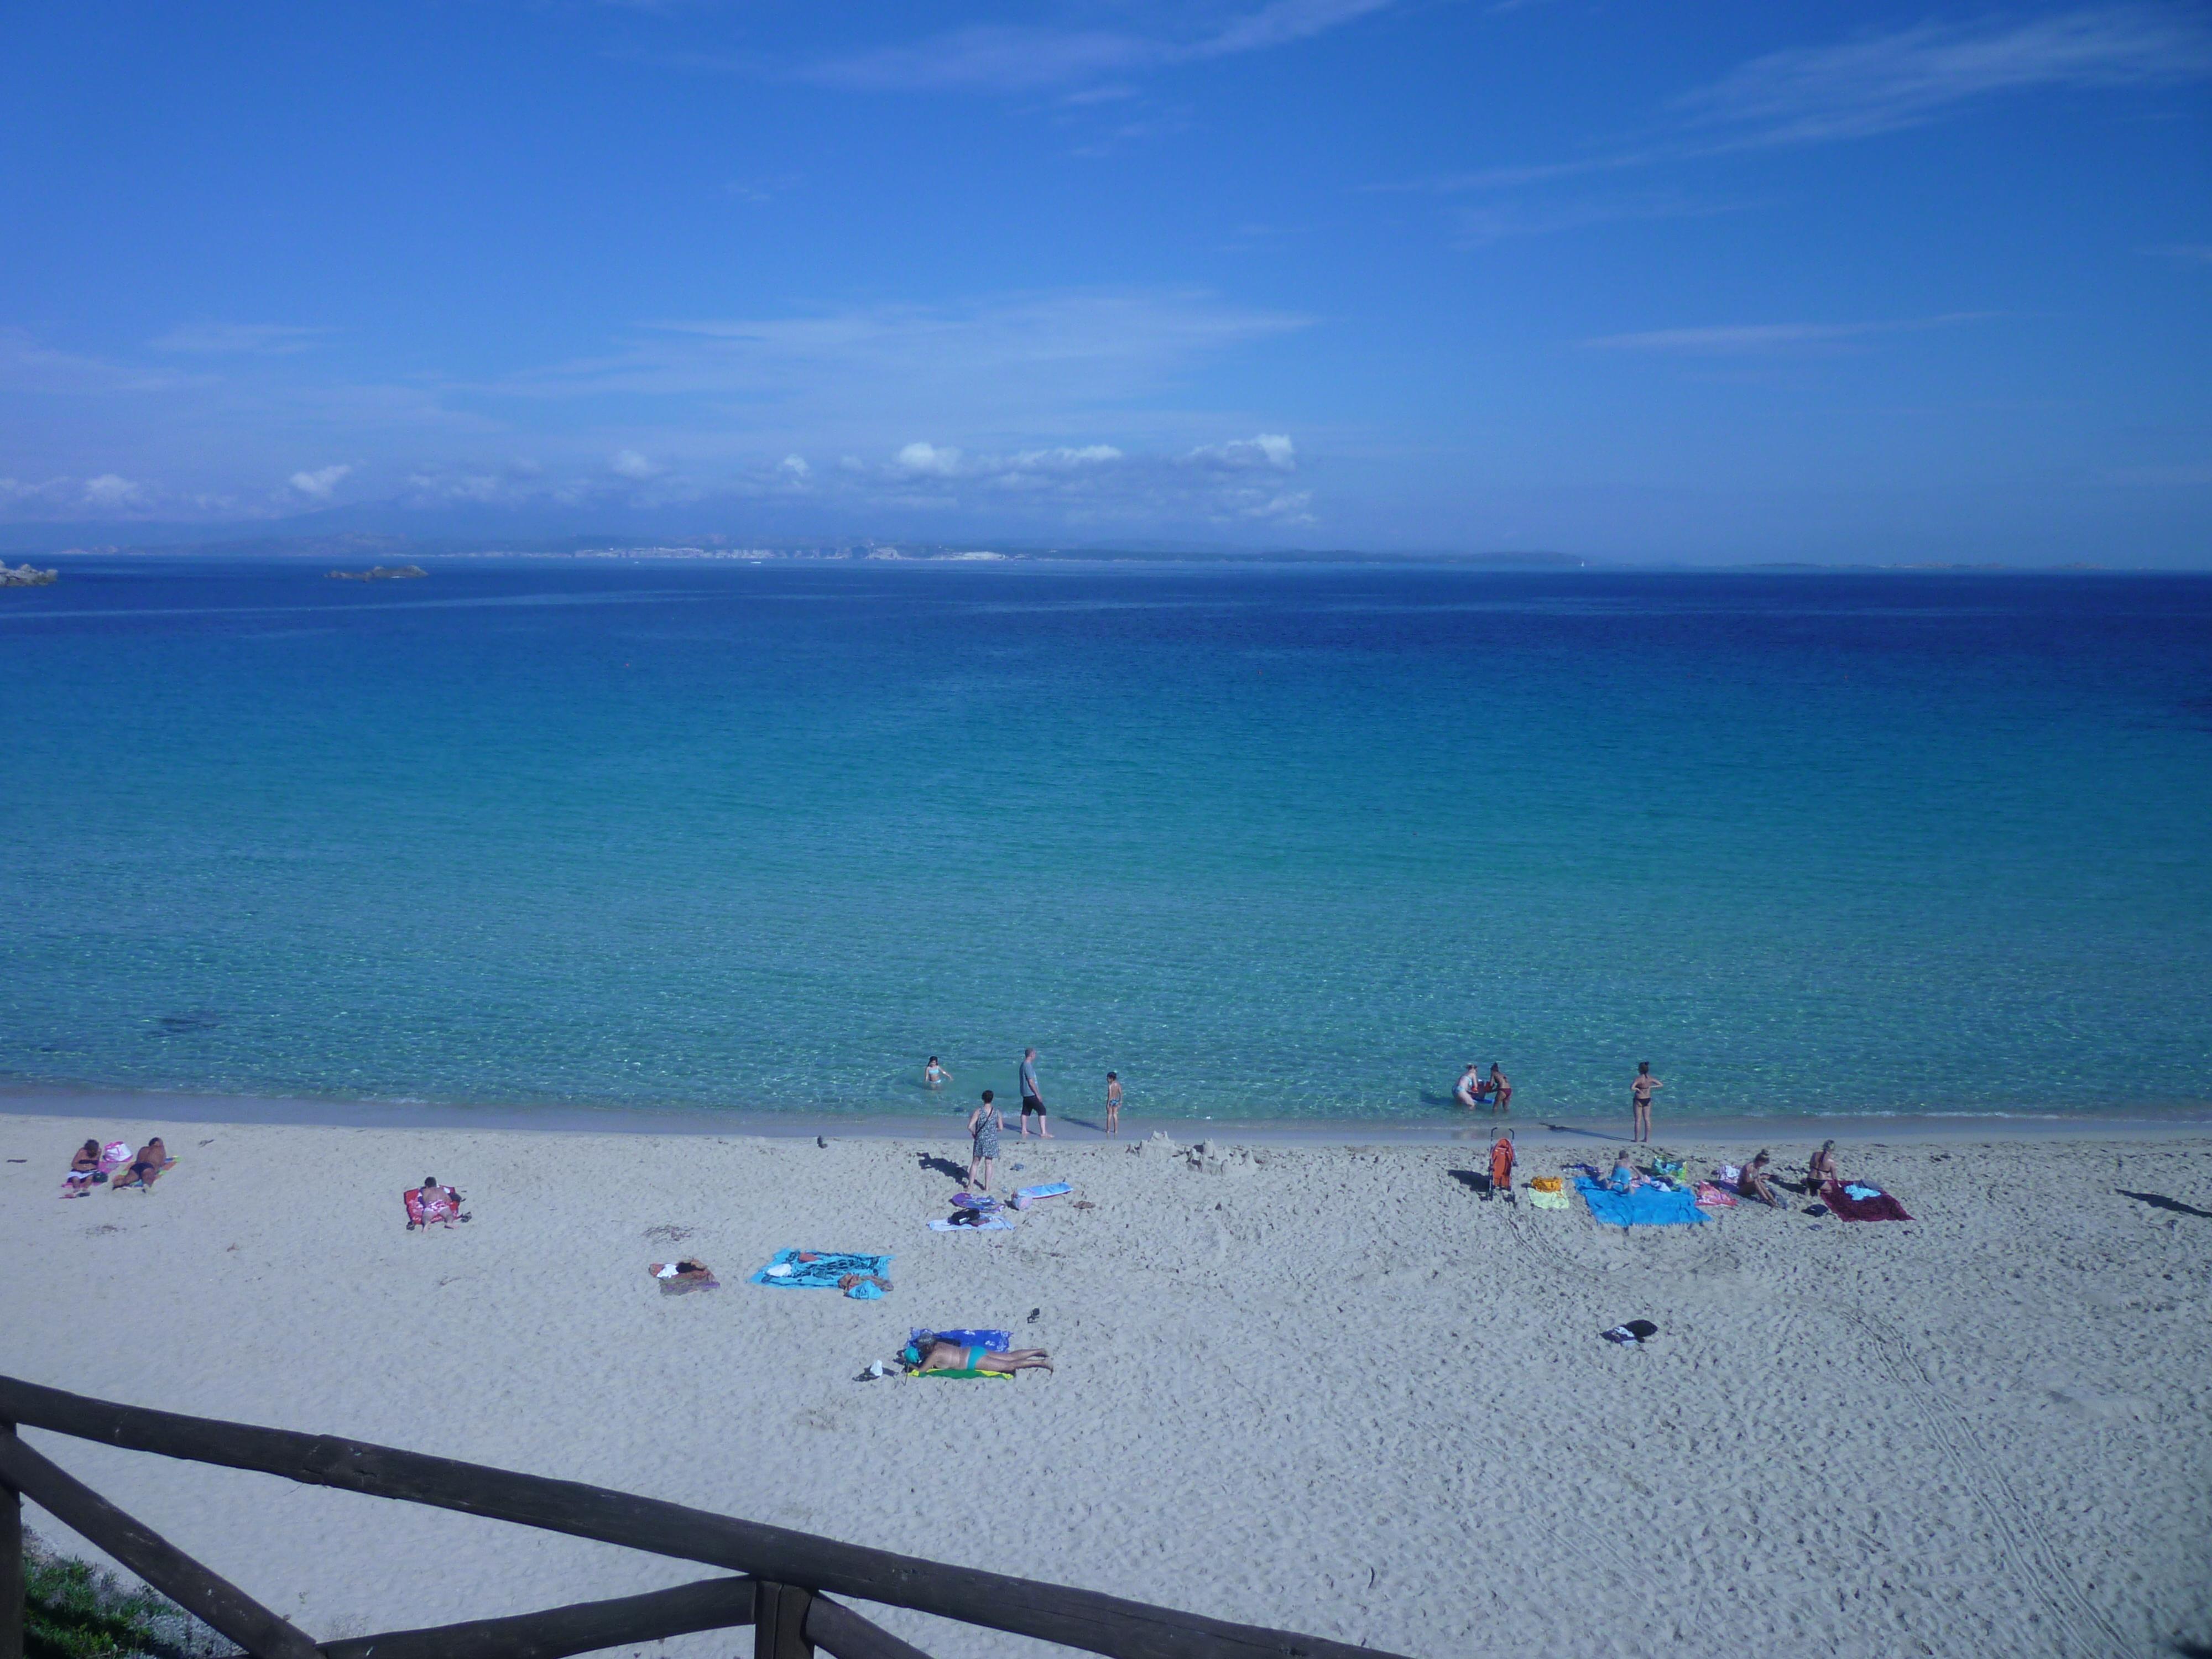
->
<box><xmin>1601</xmin><ymin>1319</ymin><xmax>1660</xmax><ymax>1345</ymax></box>
<box><xmin>1027</xmin><ymin>1307</ymin><xmax>1042</xmax><ymax>1323</ymax></box>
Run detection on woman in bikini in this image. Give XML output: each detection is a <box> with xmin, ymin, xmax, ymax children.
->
<box><xmin>1806</xmin><ymin>1140</ymin><xmax>1840</xmax><ymax>1193</ymax></box>
<box><xmin>1739</xmin><ymin>1149</ymin><xmax>1783</xmax><ymax>1208</ymax></box>
<box><xmin>910</xmin><ymin>1337</ymin><xmax>1052</xmax><ymax>1375</ymax></box>
<box><xmin>63</xmin><ymin>1139</ymin><xmax>101</xmax><ymax>1197</ymax></box>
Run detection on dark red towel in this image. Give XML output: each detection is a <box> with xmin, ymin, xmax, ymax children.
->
<box><xmin>1821</xmin><ymin>1181</ymin><xmax>1912</xmax><ymax>1222</ymax></box>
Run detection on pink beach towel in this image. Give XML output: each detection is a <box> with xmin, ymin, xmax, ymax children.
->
<box><xmin>1692</xmin><ymin>1181</ymin><xmax>1738</xmax><ymax>1207</ymax></box>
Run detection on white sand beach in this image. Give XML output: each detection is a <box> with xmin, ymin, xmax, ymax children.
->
<box><xmin>4</xmin><ymin>1113</ymin><xmax>2209</xmax><ymax>1658</ymax></box>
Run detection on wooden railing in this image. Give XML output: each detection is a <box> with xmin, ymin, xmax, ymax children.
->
<box><xmin>0</xmin><ymin>1377</ymin><xmax>1404</xmax><ymax>1659</ymax></box>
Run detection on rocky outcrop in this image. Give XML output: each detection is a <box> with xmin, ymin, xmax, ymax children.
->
<box><xmin>326</xmin><ymin>565</ymin><xmax>429</xmax><ymax>581</ymax></box>
<box><xmin>0</xmin><ymin>562</ymin><xmax>58</xmax><ymax>586</ymax></box>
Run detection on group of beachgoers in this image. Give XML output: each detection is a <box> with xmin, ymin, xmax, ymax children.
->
<box><xmin>1453</xmin><ymin>1059</ymin><xmax>1667</xmax><ymax>1144</ymax></box>
<box><xmin>59</xmin><ymin>1136</ymin><xmax>171</xmax><ymax>1198</ymax></box>
<box><xmin>929</xmin><ymin>1047</ymin><xmax>1124</xmax><ymax>1194</ymax></box>
<box><xmin>1454</xmin><ymin>1063</ymin><xmax>1514</xmax><ymax>1113</ymax></box>
<box><xmin>1597</xmin><ymin>1140</ymin><xmax>1847</xmax><ymax>1207</ymax></box>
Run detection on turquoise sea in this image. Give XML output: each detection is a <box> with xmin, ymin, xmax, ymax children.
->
<box><xmin>3</xmin><ymin>557</ymin><xmax>2209</xmax><ymax>1125</ymax></box>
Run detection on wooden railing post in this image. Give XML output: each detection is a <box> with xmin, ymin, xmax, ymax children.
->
<box><xmin>1</xmin><ymin>1419</ymin><xmax>22</xmax><ymax>1659</ymax></box>
<box><xmin>754</xmin><ymin>1581</ymin><xmax>815</xmax><ymax>1659</ymax></box>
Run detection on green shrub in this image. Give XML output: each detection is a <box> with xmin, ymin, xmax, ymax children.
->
<box><xmin>25</xmin><ymin>1553</ymin><xmax>178</xmax><ymax>1659</ymax></box>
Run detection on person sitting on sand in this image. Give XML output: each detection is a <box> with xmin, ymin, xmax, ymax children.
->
<box><xmin>924</xmin><ymin>1056</ymin><xmax>951</xmax><ymax>1089</ymax></box>
<box><xmin>62</xmin><ymin>1139</ymin><xmax>101</xmax><ymax>1198</ymax></box>
<box><xmin>968</xmin><ymin>1091</ymin><xmax>1003</xmax><ymax>1192</ymax></box>
<box><xmin>1739</xmin><ymin>1150</ymin><xmax>1783</xmax><ymax>1208</ymax></box>
<box><xmin>1806</xmin><ymin>1139</ymin><xmax>1840</xmax><ymax>1193</ymax></box>
<box><xmin>1488</xmin><ymin>1063</ymin><xmax>1511</xmax><ymax>1114</ymax></box>
<box><xmin>1455</xmin><ymin>1065</ymin><xmax>1483</xmax><ymax>1110</ymax></box>
<box><xmin>109</xmin><ymin>1138</ymin><xmax>170</xmax><ymax>1192</ymax></box>
<box><xmin>1488</xmin><ymin>1129</ymin><xmax>1516</xmax><ymax>1201</ymax></box>
<box><xmin>1608</xmin><ymin>1150</ymin><xmax>1639</xmax><ymax>1192</ymax></box>
<box><xmin>908</xmin><ymin>1337</ymin><xmax>1053</xmax><ymax>1375</ymax></box>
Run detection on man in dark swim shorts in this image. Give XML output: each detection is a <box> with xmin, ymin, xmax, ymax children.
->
<box><xmin>1018</xmin><ymin>1045</ymin><xmax>1051</xmax><ymax>1139</ymax></box>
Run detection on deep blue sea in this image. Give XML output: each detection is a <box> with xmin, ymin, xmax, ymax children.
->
<box><xmin>3</xmin><ymin>556</ymin><xmax>2209</xmax><ymax>1125</ymax></box>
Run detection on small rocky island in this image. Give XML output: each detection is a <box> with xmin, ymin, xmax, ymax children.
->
<box><xmin>326</xmin><ymin>565</ymin><xmax>429</xmax><ymax>581</ymax></box>
<box><xmin>1</xmin><ymin>562</ymin><xmax>58</xmax><ymax>586</ymax></box>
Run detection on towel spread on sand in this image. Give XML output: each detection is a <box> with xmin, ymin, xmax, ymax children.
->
<box><xmin>1822</xmin><ymin>1182</ymin><xmax>1913</xmax><ymax>1223</ymax></box>
<box><xmin>749</xmin><ymin>1250</ymin><xmax>893</xmax><ymax>1287</ymax></box>
<box><xmin>1693</xmin><ymin>1181</ymin><xmax>1739</xmax><ymax>1207</ymax></box>
<box><xmin>1529</xmin><ymin>1176</ymin><xmax>1564</xmax><ymax>1193</ymax></box>
<box><xmin>1575</xmin><ymin>1176</ymin><xmax>1707</xmax><ymax>1228</ymax></box>
<box><xmin>1526</xmin><ymin>1187</ymin><xmax>1572</xmax><ymax>1211</ymax></box>
<box><xmin>901</xmin><ymin>1368</ymin><xmax>1012</xmax><ymax>1381</ymax></box>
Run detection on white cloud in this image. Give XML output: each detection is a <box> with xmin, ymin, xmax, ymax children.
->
<box><xmin>1186</xmin><ymin>433</ymin><xmax>1297</xmax><ymax>470</ymax></box>
<box><xmin>1676</xmin><ymin>6</ymin><xmax>2212</xmax><ymax>146</ymax></box>
<box><xmin>81</xmin><ymin>474</ymin><xmax>149</xmax><ymax>511</ymax></box>
<box><xmin>779</xmin><ymin>454</ymin><xmax>811</xmax><ymax>477</ymax></box>
<box><xmin>896</xmin><ymin>441</ymin><xmax>964</xmax><ymax>477</ymax></box>
<box><xmin>611</xmin><ymin>448</ymin><xmax>661</xmax><ymax>479</ymax></box>
<box><xmin>288</xmin><ymin>463</ymin><xmax>352</xmax><ymax>499</ymax></box>
<box><xmin>1582</xmin><ymin>313</ymin><xmax>1993</xmax><ymax>354</ymax></box>
<box><xmin>153</xmin><ymin>322</ymin><xmax>328</xmax><ymax>356</ymax></box>
<box><xmin>800</xmin><ymin>0</ymin><xmax>1396</xmax><ymax>92</ymax></box>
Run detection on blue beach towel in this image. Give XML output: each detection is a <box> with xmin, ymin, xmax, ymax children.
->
<box><xmin>1574</xmin><ymin>1176</ymin><xmax>1707</xmax><ymax>1229</ymax></box>
<box><xmin>911</xmin><ymin>1328</ymin><xmax>1013</xmax><ymax>1351</ymax></box>
<box><xmin>749</xmin><ymin>1250</ymin><xmax>894</xmax><ymax>1288</ymax></box>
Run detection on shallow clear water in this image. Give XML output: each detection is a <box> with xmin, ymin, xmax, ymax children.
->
<box><xmin>3</xmin><ymin>557</ymin><xmax>2209</xmax><ymax>1123</ymax></box>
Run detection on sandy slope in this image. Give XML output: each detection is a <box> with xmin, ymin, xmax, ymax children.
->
<box><xmin>3</xmin><ymin>1114</ymin><xmax>2208</xmax><ymax>1658</ymax></box>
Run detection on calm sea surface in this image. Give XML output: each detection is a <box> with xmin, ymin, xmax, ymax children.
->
<box><xmin>3</xmin><ymin>557</ymin><xmax>2209</xmax><ymax>1124</ymax></box>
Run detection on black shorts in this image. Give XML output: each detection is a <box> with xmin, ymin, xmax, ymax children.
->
<box><xmin>1020</xmin><ymin>1095</ymin><xmax>1045</xmax><ymax>1115</ymax></box>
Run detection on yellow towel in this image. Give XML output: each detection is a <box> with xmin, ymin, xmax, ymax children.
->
<box><xmin>1530</xmin><ymin>1176</ymin><xmax>1564</xmax><ymax>1193</ymax></box>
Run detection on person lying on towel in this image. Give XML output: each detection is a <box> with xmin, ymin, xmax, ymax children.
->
<box><xmin>905</xmin><ymin>1337</ymin><xmax>1053</xmax><ymax>1376</ymax></box>
<box><xmin>109</xmin><ymin>1138</ymin><xmax>171</xmax><ymax>1192</ymax></box>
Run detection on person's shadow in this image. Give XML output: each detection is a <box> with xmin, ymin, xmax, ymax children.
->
<box><xmin>917</xmin><ymin>1154</ymin><xmax>967</xmax><ymax>1183</ymax></box>
<box><xmin>2118</xmin><ymin>1188</ymin><xmax>2212</xmax><ymax>1220</ymax></box>
<box><xmin>1447</xmin><ymin>1169</ymin><xmax>1495</xmax><ymax>1196</ymax></box>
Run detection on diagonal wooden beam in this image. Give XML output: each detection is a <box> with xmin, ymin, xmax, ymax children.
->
<box><xmin>1</xmin><ymin>1422</ymin><xmax>22</xmax><ymax>1659</ymax></box>
<box><xmin>0</xmin><ymin>1430</ymin><xmax>318</xmax><ymax>1659</ymax></box>
<box><xmin>321</xmin><ymin>1574</ymin><xmax>755</xmax><ymax>1659</ymax></box>
<box><xmin>804</xmin><ymin>1593</ymin><xmax>935</xmax><ymax>1659</ymax></box>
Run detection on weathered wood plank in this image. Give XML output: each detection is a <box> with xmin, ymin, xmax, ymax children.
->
<box><xmin>754</xmin><ymin>1580</ymin><xmax>813</xmax><ymax>1659</ymax></box>
<box><xmin>804</xmin><ymin>1594</ymin><xmax>935</xmax><ymax>1659</ymax></box>
<box><xmin>1</xmin><ymin>1421</ymin><xmax>23</xmax><ymax>1659</ymax></box>
<box><xmin>0</xmin><ymin>1430</ymin><xmax>318</xmax><ymax>1659</ymax></box>
<box><xmin>0</xmin><ymin>1376</ymin><xmax>1399</xmax><ymax>1659</ymax></box>
<box><xmin>320</xmin><ymin>1573</ymin><xmax>755</xmax><ymax>1659</ymax></box>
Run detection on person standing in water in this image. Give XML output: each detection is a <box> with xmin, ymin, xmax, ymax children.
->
<box><xmin>1488</xmin><ymin>1063</ymin><xmax>1511</xmax><ymax>1114</ymax></box>
<box><xmin>1454</xmin><ymin>1064</ymin><xmax>1483</xmax><ymax>1111</ymax></box>
<box><xmin>1104</xmin><ymin>1071</ymin><xmax>1123</xmax><ymax>1136</ymax></box>
<box><xmin>1018</xmin><ymin>1046</ymin><xmax>1051</xmax><ymax>1139</ymax></box>
<box><xmin>924</xmin><ymin>1056</ymin><xmax>951</xmax><ymax>1090</ymax></box>
<box><xmin>1631</xmin><ymin>1062</ymin><xmax>1662</xmax><ymax>1144</ymax></box>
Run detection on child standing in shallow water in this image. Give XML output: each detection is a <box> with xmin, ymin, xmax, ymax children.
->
<box><xmin>1105</xmin><ymin>1071</ymin><xmax>1122</xmax><ymax>1136</ymax></box>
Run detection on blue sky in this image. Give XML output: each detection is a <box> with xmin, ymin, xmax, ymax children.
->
<box><xmin>2</xmin><ymin>1</ymin><xmax>2208</xmax><ymax>561</ymax></box>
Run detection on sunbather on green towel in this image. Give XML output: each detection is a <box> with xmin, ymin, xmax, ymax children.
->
<box><xmin>905</xmin><ymin>1337</ymin><xmax>1052</xmax><ymax>1376</ymax></box>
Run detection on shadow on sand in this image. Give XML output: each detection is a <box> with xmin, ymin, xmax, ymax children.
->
<box><xmin>2119</xmin><ymin>1188</ymin><xmax>2212</xmax><ymax>1220</ymax></box>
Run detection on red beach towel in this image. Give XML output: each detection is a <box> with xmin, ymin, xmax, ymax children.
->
<box><xmin>1820</xmin><ymin>1181</ymin><xmax>1912</xmax><ymax>1222</ymax></box>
